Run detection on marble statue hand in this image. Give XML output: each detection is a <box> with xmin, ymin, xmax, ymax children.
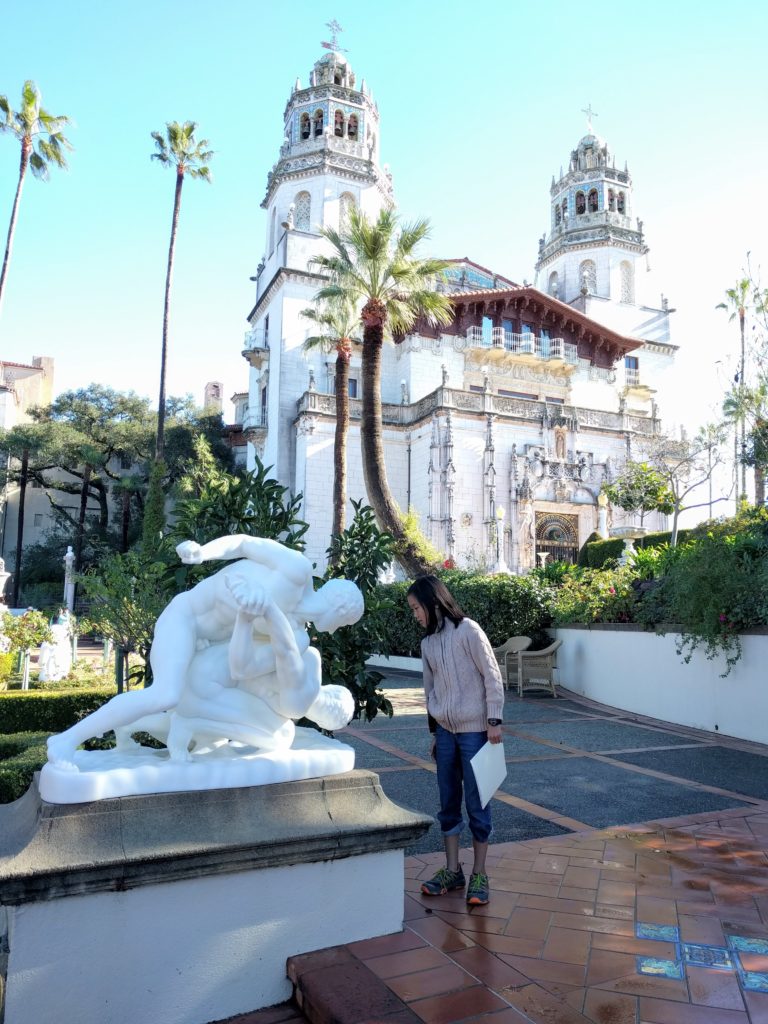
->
<box><xmin>176</xmin><ymin>540</ymin><xmax>203</xmax><ymax>565</ymax></box>
<box><xmin>224</xmin><ymin>573</ymin><xmax>268</xmax><ymax>618</ymax></box>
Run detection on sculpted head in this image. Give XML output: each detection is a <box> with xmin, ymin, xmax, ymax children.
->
<box><xmin>312</xmin><ymin>579</ymin><xmax>364</xmax><ymax>633</ymax></box>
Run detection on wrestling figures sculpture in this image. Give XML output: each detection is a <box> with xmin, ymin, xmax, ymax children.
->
<box><xmin>40</xmin><ymin>535</ymin><xmax>365</xmax><ymax>804</ymax></box>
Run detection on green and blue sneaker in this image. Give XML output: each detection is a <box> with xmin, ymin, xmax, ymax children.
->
<box><xmin>421</xmin><ymin>866</ymin><xmax>466</xmax><ymax>896</ymax></box>
<box><xmin>466</xmin><ymin>872</ymin><xmax>490</xmax><ymax>906</ymax></box>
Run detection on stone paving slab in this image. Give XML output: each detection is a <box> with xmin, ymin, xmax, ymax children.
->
<box><xmin>613</xmin><ymin>746</ymin><xmax>768</xmax><ymax>801</ymax></box>
<box><xmin>499</xmin><ymin>756</ymin><xmax>752</xmax><ymax>830</ymax></box>
<box><xmin>508</xmin><ymin>718</ymin><xmax>707</xmax><ymax>751</ymax></box>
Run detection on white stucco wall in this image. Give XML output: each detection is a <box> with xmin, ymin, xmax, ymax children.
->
<box><xmin>555</xmin><ymin>626</ymin><xmax>768</xmax><ymax>745</ymax></box>
<box><xmin>5</xmin><ymin>848</ymin><xmax>404</xmax><ymax>1024</ymax></box>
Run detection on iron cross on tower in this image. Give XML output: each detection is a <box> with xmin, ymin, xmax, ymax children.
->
<box><xmin>321</xmin><ymin>19</ymin><xmax>348</xmax><ymax>52</ymax></box>
<box><xmin>581</xmin><ymin>103</ymin><xmax>598</xmax><ymax>133</ymax></box>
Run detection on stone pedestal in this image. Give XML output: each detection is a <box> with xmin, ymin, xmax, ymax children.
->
<box><xmin>0</xmin><ymin>770</ymin><xmax>431</xmax><ymax>1024</ymax></box>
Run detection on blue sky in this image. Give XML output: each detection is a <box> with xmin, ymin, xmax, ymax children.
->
<box><xmin>1</xmin><ymin>0</ymin><xmax>766</xmax><ymax>430</ymax></box>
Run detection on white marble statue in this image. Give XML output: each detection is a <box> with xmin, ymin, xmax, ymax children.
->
<box><xmin>40</xmin><ymin>536</ymin><xmax>364</xmax><ymax>803</ymax></box>
<box><xmin>38</xmin><ymin>619</ymin><xmax>73</xmax><ymax>682</ymax></box>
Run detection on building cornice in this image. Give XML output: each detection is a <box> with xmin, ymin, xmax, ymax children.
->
<box><xmin>247</xmin><ymin>267</ymin><xmax>327</xmax><ymax>322</ymax></box>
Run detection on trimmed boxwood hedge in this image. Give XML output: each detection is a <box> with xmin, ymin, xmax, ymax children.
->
<box><xmin>583</xmin><ymin>528</ymin><xmax>693</xmax><ymax>569</ymax></box>
<box><xmin>0</xmin><ymin>687</ymin><xmax>114</xmax><ymax>735</ymax></box>
<box><xmin>374</xmin><ymin>572</ymin><xmax>554</xmax><ymax>657</ymax></box>
<box><xmin>0</xmin><ymin>731</ymin><xmax>49</xmax><ymax>803</ymax></box>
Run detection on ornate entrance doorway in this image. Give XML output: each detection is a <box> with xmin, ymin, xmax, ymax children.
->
<box><xmin>535</xmin><ymin>513</ymin><xmax>579</xmax><ymax>566</ymax></box>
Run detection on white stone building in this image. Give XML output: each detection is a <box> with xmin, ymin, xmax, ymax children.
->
<box><xmin>241</xmin><ymin>50</ymin><xmax>676</xmax><ymax>571</ymax></box>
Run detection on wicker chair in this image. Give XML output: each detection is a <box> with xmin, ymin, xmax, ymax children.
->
<box><xmin>516</xmin><ymin>639</ymin><xmax>562</xmax><ymax>698</ymax></box>
<box><xmin>492</xmin><ymin>636</ymin><xmax>532</xmax><ymax>690</ymax></box>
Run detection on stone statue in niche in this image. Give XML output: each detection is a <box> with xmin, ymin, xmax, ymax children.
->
<box><xmin>554</xmin><ymin>427</ymin><xmax>567</xmax><ymax>461</ymax></box>
<box><xmin>41</xmin><ymin>536</ymin><xmax>364</xmax><ymax>804</ymax></box>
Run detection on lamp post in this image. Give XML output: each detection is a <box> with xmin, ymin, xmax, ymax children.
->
<box><xmin>496</xmin><ymin>506</ymin><xmax>508</xmax><ymax>574</ymax></box>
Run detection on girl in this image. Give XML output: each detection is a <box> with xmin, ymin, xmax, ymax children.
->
<box><xmin>407</xmin><ymin>575</ymin><xmax>504</xmax><ymax>906</ymax></box>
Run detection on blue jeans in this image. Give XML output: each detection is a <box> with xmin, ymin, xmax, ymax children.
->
<box><xmin>434</xmin><ymin>724</ymin><xmax>492</xmax><ymax>844</ymax></box>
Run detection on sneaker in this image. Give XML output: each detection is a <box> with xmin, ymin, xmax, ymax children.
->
<box><xmin>421</xmin><ymin>866</ymin><xmax>466</xmax><ymax>896</ymax></box>
<box><xmin>466</xmin><ymin>872</ymin><xmax>490</xmax><ymax>906</ymax></box>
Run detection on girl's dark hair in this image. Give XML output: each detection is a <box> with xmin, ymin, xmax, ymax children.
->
<box><xmin>406</xmin><ymin>575</ymin><xmax>465</xmax><ymax>635</ymax></box>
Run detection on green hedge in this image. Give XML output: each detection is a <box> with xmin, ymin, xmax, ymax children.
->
<box><xmin>0</xmin><ymin>731</ymin><xmax>49</xmax><ymax>803</ymax></box>
<box><xmin>374</xmin><ymin>572</ymin><xmax>554</xmax><ymax>657</ymax></box>
<box><xmin>0</xmin><ymin>687</ymin><xmax>114</xmax><ymax>735</ymax></box>
<box><xmin>584</xmin><ymin>529</ymin><xmax>693</xmax><ymax>568</ymax></box>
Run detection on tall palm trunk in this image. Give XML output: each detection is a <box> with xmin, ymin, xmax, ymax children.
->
<box><xmin>360</xmin><ymin>304</ymin><xmax>428</xmax><ymax>576</ymax></box>
<box><xmin>0</xmin><ymin>138</ymin><xmax>30</xmax><ymax>316</ymax></box>
<box><xmin>755</xmin><ymin>464</ymin><xmax>766</xmax><ymax>508</ymax></box>
<box><xmin>332</xmin><ymin>346</ymin><xmax>351</xmax><ymax>539</ymax></box>
<box><xmin>11</xmin><ymin>448</ymin><xmax>28</xmax><ymax>606</ymax></box>
<box><xmin>156</xmin><ymin>168</ymin><xmax>184</xmax><ymax>461</ymax></box>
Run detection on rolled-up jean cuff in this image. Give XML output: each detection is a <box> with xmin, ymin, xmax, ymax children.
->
<box><xmin>441</xmin><ymin>822</ymin><xmax>464</xmax><ymax>837</ymax></box>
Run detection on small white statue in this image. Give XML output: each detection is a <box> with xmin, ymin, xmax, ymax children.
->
<box><xmin>46</xmin><ymin>536</ymin><xmax>363</xmax><ymax>772</ymax></box>
<box><xmin>38</xmin><ymin>609</ymin><xmax>73</xmax><ymax>682</ymax></box>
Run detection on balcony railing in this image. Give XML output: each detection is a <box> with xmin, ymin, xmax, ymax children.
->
<box><xmin>242</xmin><ymin>408</ymin><xmax>268</xmax><ymax>432</ymax></box>
<box><xmin>465</xmin><ymin>327</ymin><xmax>578</xmax><ymax>364</ymax></box>
<box><xmin>244</xmin><ymin>328</ymin><xmax>269</xmax><ymax>351</ymax></box>
<box><xmin>624</xmin><ymin>368</ymin><xmax>641</xmax><ymax>387</ymax></box>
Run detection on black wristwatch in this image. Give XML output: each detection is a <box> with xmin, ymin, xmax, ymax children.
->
<box><xmin>487</xmin><ymin>718</ymin><xmax>503</xmax><ymax>727</ymax></box>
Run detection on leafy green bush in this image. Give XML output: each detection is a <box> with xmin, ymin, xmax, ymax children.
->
<box><xmin>0</xmin><ymin>651</ymin><xmax>15</xmax><ymax>689</ymax></box>
<box><xmin>551</xmin><ymin>566</ymin><xmax>637</xmax><ymax>625</ymax></box>
<box><xmin>0</xmin><ymin>688</ymin><xmax>114</xmax><ymax>735</ymax></box>
<box><xmin>375</xmin><ymin>571</ymin><xmax>554</xmax><ymax>657</ymax></box>
<box><xmin>577</xmin><ymin>532</ymin><xmax>601</xmax><ymax>567</ymax></box>
<box><xmin>584</xmin><ymin>529</ymin><xmax>693</xmax><ymax>568</ymax></box>
<box><xmin>312</xmin><ymin>502</ymin><xmax>396</xmax><ymax>722</ymax></box>
<box><xmin>636</xmin><ymin>511</ymin><xmax>768</xmax><ymax>674</ymax></box>
<box><xmin>0</xmin><ymin>731</ymin><xmax>48</xmax><ymax>803</ymax></box>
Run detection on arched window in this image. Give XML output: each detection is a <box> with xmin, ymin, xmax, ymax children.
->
<box><xmin>588</xmin><ymin>189</ymin><xmax>598</xmax><ymax>212</ymax></box>
<box><xmin>620</xmin><ymin>261</ymin><xmax>634</xmax><ymax>303</ymax></box>
<box><xmin>269</xmin><ymin>207</ymin><xmax>277</xmax><ymax>254</ymax></box>
<box><xmin>347</xmin><ymin>114</ymin><xmax>359</xmax><ymax>140</ymax></box>
<box><xmin>548</xmin><ymin>271</ymin><xmax>559</xmax><ymax>298</ymax></box>
<box><xmin>339</xmin><ymin>191</ymin><xmax>355</xmax><ymax>230</ymax></box>
<box><xmin>313</xmin><ymin>109</ymin><xmax>323</xmax><ymax>138</ymax></box>
<box><xmin>300</xmin><ymin>113</ymin><xmax>311</xmax><ymax>140</ymax></box>
<box><xmin>617</xmin><ymin>191</ymin><xmax>626</xmax><ymax>214</ymax></box>
<box><xmin>555</xmin><ymin>205</ymin><xmax>561</xmax><ymax>225</ymax></box>
<box><xmin>575</xmin><ymin>191</ymin><xmax>586</xmax><ymax>215</ymax></box>
<box><xmin>579</xmin><ymin>259</ymin><xmax>596</xmax><ymax>295</ymax></box>
<box><xmin>334</xmin><ymin>110</ymin><xmax>344</xmax><ymax>137</ymax></box>
<box><xmin>294</xmin><ymin>191</ymin><xmax>311</xmax><ymax>232</ymax></box>
<box><xmin>608</xmin><ymin>189</ymin><xmax>615</xmax><ymax>211</ymax></box>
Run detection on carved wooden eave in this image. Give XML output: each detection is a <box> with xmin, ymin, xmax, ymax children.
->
<box><xmin>415</xmin><ymin>285</ymin><xmax>642</xmax><ymax>366</ymax></box>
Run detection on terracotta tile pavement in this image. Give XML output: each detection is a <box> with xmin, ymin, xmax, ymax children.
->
<box><xmin>288</xmin><ymin>810</ymin><xmax>768</xmax><ymax>1023</ymax></box>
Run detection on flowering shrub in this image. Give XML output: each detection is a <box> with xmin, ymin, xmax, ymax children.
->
<box><xmin>551</xmin><ymin>567</ymin><xmax>637</xmax><ymax>626</ymax></box>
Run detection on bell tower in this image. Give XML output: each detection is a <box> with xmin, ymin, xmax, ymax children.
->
<box><xmin>258</xmin><ymin>28</ymin><xmax>393</xmax><ymax>278</ymax></box>
<box><xmin>534</xmin><ymin>106</ymin><xmax>648</xmax><ymax>309</ymax></box>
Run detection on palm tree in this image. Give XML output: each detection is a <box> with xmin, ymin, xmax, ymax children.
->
<box><xmin>723</xmin><ymin>381</ymin><xmax>768</xmax><ymax>507</ymax></box>
<box><xmin>0</xmin><ymin>81</ymin><xmax>71</xmax><ymax>317</ymax></box>
<box><xmin>150</xmin><ymin>121</ymin><xmax>212</xmax><ymax>461</ymax></box>
<box><xmin>717</xmin><ymin>278</ymin><xmax>751</xmax><ymax>500</ymax></box>
<box><xmin>312</xmin><ymin>207</ymin><xmax>453</xmax><ymax>575</ymax></box>
<box><xmin>301</xmin><ymin>299</ymin><xmax>361</xmax><ymax>541</ymax></box>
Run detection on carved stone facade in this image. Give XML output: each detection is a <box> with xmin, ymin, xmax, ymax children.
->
<box><xmin>240</xmin><ymin>50</ymin><xmax>676</xmax><ymax>572</ymax></box>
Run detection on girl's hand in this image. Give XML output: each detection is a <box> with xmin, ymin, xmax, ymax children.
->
<box><xmin>487</xmin><ymin>724</ymin><xmax>503</xmax><ymax>744</ymax></box>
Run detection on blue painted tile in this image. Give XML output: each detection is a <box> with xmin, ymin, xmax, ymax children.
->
<box><xmin>637</xmin><ymin>956</ymin><xmax>683</xmax><ymax>979</ymax></box>
<box><xmin>682</xmin><ymin>943</ymin><xmax>732</xmax><ymax>969</ymax></box>
<box><xmin>741</xmin><ymin>971</ymin><xmax>768</xmax><ymax>993</ymax></box>
<box><xmin>729</xmin><ymin>935</ymin><xmax>768</xmax><ymax>954</ymax></box>
<box><xmin>636</xmin><ymin>923</ymin><xmax>680</xmax><ymax>942</ymax></box>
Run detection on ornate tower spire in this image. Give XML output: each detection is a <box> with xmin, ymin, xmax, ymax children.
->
<box><xmin>534</xmin><ymin>115</ymin><xmax>648</xmax><ymax>306</ymax></box>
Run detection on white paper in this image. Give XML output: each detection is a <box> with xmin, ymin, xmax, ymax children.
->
<box><xmin>469</xmin><ymin>740</ymin><xmax>507</xmax><ymax>809</ymax></box>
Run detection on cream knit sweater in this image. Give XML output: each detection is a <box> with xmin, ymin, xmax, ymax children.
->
<box><xmin>421</xmin><ymin>618</ymin><xmax>504</xmax><ymax>734</ymax></box>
